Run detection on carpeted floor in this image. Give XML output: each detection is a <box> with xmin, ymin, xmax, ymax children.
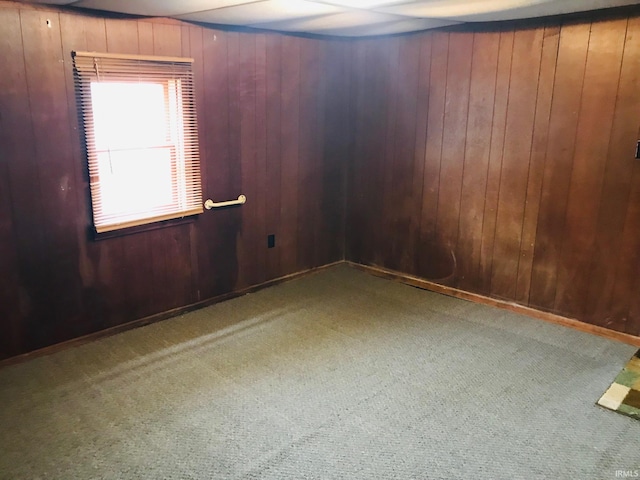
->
<box><xmin>0</xmin><ymin>264</ymin><xmax>638</xmax><ymax>479</ymax></box>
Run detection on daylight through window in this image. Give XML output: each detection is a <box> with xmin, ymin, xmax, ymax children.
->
<box><xmin>73</xmin><ymin>52</ymin><xmax>202</xmax><ymax>234</ymax></box>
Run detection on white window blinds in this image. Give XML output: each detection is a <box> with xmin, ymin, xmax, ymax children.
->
<box><xmin>73</xmin><ymin>51</ymin><xmax>203</xmax><ymax>233</ymax></box>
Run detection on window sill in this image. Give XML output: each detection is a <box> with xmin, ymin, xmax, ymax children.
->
<box><xmin>90</xmin><ymin>214</ymin><xmax>198</xmax><ymax>241</ymax></box>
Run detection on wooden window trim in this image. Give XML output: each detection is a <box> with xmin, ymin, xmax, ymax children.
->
<box><xmin>73</xmin><ymin>51</ymin><xmax>203</xmax><ymax>236</ymax></box>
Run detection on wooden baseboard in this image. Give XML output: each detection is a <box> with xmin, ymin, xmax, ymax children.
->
<box><xmin>347</xmin><ymin>261</ymin><xmax>640</xmax><ymax>348</ymax></box>
<box><xmin>5</xmin><ymin>259</ymin><xmax>638</xmax><ymax>369</ymax></box>
<box><xmin>0</xmin><ymin>261</ymin><xmax>343</xmax><ymax>369</ymax></box>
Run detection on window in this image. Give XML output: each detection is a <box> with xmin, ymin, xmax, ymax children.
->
<box><xmin>73</xmin><ymin>52</ymin><xmax>203</xmax><ymax>234</ymax></box>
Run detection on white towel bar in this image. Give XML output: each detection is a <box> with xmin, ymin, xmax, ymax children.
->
<box><xmin>204</xmin><ymin>195</ymin><xmax>246</xmax><ymax>210</ymax></box>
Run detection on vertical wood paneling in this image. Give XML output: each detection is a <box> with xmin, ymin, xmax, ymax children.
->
<box><xmin>588</xmin><ymin>17</ymin><xmax>640</xmax><ymax>329</ymax></box>
<box><xmin>515</xmin><ymin>25</ymin><xmax>560</xmax><ymax>304</ymax></box>
<box><xmin>226</xmin><ymin>31</ymin><xmax>244</xmax><ymax>293</ymax></box>
<box><xmin>21</xmin><ymin>10</ymin><xmax>83</xmax><ymax>347</ymax></box>
<box><xmin>436</xmin><ymin>31</ymin><xmax>473</xmax><ymax>284</ymax></box>
<box><xmin>312</xmin><ymin>39</ymin><xmax>328</xmax><ymax>266</ymax></box>
<box><xmin>345</xmin><ymin>40</ymin><xmax>368</xmax><ymax>264</ymax></box>
<box><xmin>279</xmin><ymin>35</ymin><xmax>301</xmax><ymax>276</ymax></box>
<box><xmin>477</xmin><ymin>29</ymin><xmax>513</xmax><ymax>295</ymax></box>
<box><xmin>0</xmin><ymin>7</ymin><xmax>27</xmax><ymax>357</ymax></box>
<box><xmin>354</xmin><ymin>39</ymin><xmax>391</xmax><ymax>266</ymax></box>
<box><xmin>380</xmin><ymin>37</ymin><xmax>401</xmax><ymax>267</ymax></box>
<box><xmin>529</xmin><ymin>22</ymin><xmax>591</xmax><ymax>311</ymax></box>
<box><xmin>312</xmin><ymin>42</ymin><xmax>331</xmax><ymax>267</ymax></box>
<box><xmin>137</xmin><ymin>21</ymin><xmax>152</xmax><ymax>50</ymax></box>
<box><xmin>297</xmin><ymin>37</ymin><xmax>320</xmax><ymax>271</ymax></box>
<box><xmin>388</xmin><ymin>36</ymin><xmax>421</xmax><ymax>273</ymax></box>
<box><xmin>363</xmin><ymin>41</ymin><xmax>397</xmax><ymax>265</ymax></box>
<box><xmin>490</xmin><ymin>27</ymin><xmax>543</xmax><ymax>299</ymax></box>
<box><xmin>0</xmin><ymin>3</ymin><xmax>348</xmax><ymax>360</ymax></box>
<box><xmin>322</xmin><ymin>39</ymin><xmax>349</xmax><ymax>266</ymax></box>
<box><xmin>554</xmin><ymin>19</ymin><xmax>627</xmax><ymax>315</ymax></box>
<box><xmin>59</xmin><ymin>12</ymin><xmax>106</xmax><ymax>333</ymax></box>
<box><xmin>237</xmin><ymin>32</ymin><xmax>258</xmax><ymax>289</ymax></box>
<box><xmin>457</xmin><ymin>31</ymin><xmax>500</xmax><ymax>292</ymax></box>
<box><xmin>200</xmin><ymin>29</ymin><xmax>237</xmax><ymax>298</ymax></box>
<box><xmin>265</xmin><ymin>34</ymin><xmax>282</xmax><ymax>279</ymax></box>
<box><xmin>613</xmin><ymin>160</ymin><xmax>640</xmax><ymax>334</ymax></box>
<box><xmin>0</xmin><ymin>164</ymin><xmax>19</xmax><ymax>356</ymax></box>
<box><xmin>254</xmin><ymin>33</ymin><xmax>268</xmax><ymax>285</ymax></box>
<box><xmin>4</xmin><ymin>1</ymin><xmax>640</xmax><ymax>358</ymax></box>
<box><xmin>347</xmin><ymin>11</ymin><xmax>640</xmax><ymax>338</ymax></box>
<box><xmin>417</xmin><ymin>32</ymin><xmax>448</xmax><ymax>279</ymax></box>
<box><xmin>75</xmin><ymin>15</ymin><xmax>117</xmax><ymax>329</ymax></box>
<box><xmin>407</xmin><ymin>34</ymin><xmax>432</xmax><ymax>276</ymax></box>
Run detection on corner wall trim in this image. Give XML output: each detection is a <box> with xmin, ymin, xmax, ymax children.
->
<box><xmin>347</xmin><ymin>261</ymin><xmax>640</xmax><ymax>348</ymax></box>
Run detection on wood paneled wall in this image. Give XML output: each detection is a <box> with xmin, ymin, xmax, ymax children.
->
<box><xmin>347</xmin><ymin>13</ymin><xmax>640</xmax><ymax>337</ymax></box>
<box><xmin>0</xmin><ymin>2</ymin><xmax>349</xmax><ymax>360</ymax></box>
<box><xmin>3</xmin><ymin>1</ymin><xmax>640</xmax><ymax>360</ymax></box>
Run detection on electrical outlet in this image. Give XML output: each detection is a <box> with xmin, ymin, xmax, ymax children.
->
<box><xmin>267</xmin><ymin>234</ymin><xmax>275</xmax><ymax>248</ymax></box>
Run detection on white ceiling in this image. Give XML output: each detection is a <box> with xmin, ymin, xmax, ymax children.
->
<box><xmin>22</xmin><ymin>0</ymin><xmax>640</xmax><ymax>36</ymax></box>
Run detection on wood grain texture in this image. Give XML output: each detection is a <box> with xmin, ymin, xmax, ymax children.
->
<box><xmin>236</xmin><ymin>31</ymin><xmax>259</xmax><ymax>289</ymax></box>
<box><xmin>478</xmin><ymin>29</ymin><xmax>514</xmax><ymax>297</ymax></box>
<box><xmin>279</xmin><ymin>35</ymin><xmax>301</xmax><ymax>277</ymax></box>
<box><xmin>320</xmin><ymin>39</ymin><xmax>350</xmax><ymax>267</ymax></box>
<box><xmin>590</xmin><ymin>17</ymin><xmax>640</xmax><ymax>332</ymax></box>
<box><xmin>435</xmin><ymin>31</ymin><xmax>473</xmax><ymax>285</ymax></box>
<box><xmin>380</xmin><ymin>37</ymin><xmax>400</xmax><ymax>269</ymax></box>
<box><xmin>264</xmin><ymin>34</ymin><xmax>283</xmax><ymax>280</ymax></box>
<box><xmin>388</xmin><ymin>36</ymin><xmax>421</xmax><ymax>274</ymax></box>
<box><xmin>490</xmin><ymin>27</ymin><xmax>543</xmax><ymax>300</ymax></box>
<box><xmin>347</xmin><ymin>11</ymin><xmax>640</xmax><ymax>338</ymax></box>
<box><xmin>554</xmin><ymin>18</ymin><xmax>627</xmax><ymax>316</ymax></box>
<box><xmin>297</xmin><ymin>37</ymin><xmax>321</xmax><ymax>272</ymax></box>
<box><xmin>21</xmin><ymin>10</ymin><xmax>84</xmax><ymax>348</ymax></box>
<box><xmin>404</xmin><ymin>35</ymin><xmax>431</xmax><ymax>278</ymax></box>
<box><xmin>0</xmin><ymin>2</ymin><xmax>348</xmax><ymax>360</ymax></box>
<box><xmin>529</xmin><ymin>22</ymin><xmax>591</xmax><ymax>311</ymax></box>
<box><xmin>3</xmin><ymin>0</ymin><xmax>640</xmax><ymax>359</ymax></box>
<box><xmin>417</xmin><ymin>32</ymin><xmax>448</xmax><ymax>279</ymax></box>
<box><xmin>370</xmin><ymin>40</ymin><xmax>394</xmax><ymax>268</ymax></box>
<box><xmin>345</xmin><ymin>40</ymin><xmax>367</xmax><ymax>264</ymax></box>
<box><xmin>0</xmin><ymin>7</ymin><xmax>25</xmax><ymax>357</ymax></box>
<box><xmin>457</xmin><ymin>31</ymin><xmax>499</xmax><ymax>293</ymax></box>
<box><xmin>514</xmin><ymin>24</ymin><xmax>560</xmax><ymax>305</ymax></box>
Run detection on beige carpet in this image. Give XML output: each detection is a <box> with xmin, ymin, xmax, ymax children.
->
<box><xmin>0</xmin><ymin>264</ymin><xmax>638</xmax><ymax>479</ymax></box>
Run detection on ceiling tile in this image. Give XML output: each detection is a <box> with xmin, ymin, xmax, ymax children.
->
<box><xmin>252</xmin><ymin>10</ymin><xmax>405</xmax><ymax>31</ymax></box>
<box><xmin>19</xmin><ymin>0</ymin><xmax>640</xmax><ymax>36</ymax></box>
<box><xmin>176</xmin><ymin>0</ymin><xmax>346</xmax><ymax>25</ymax></box>
<box><xmin>72</xmin><ymin>0</ymin><xmax>256</xmax><ymax>16</ymax></box>
<box><xmin>317</xmin><ymin>0</ymin><xmax>409</xmax><ymax>8</ymax></box>
<box><xmin>378</xmin><ymin>0</ymin><xmax>552</xmax><ymax>19</ymax></box>
<box><xmin>21</xmin><ymin>0</ymin><xmax>77</xmax><ymax>4</ymax></box>
<box><xmin>378</xmin><ymin>0</ymin><xmax>640</xmax><ymax>21</ymax></box>
<box><xmin>332</xmin><ymin>17</ymin><xmax>459</xmax><ymax>36</ymax></box>
<box><xmin>448</xmin><ymin>0</ymin><xmax>640</xmax><ymax>21</ymax></box>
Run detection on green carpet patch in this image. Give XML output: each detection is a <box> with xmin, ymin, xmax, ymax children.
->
<box><xmin>598</xmin><ymin>349</ymin><xmax>640</xmax><ymax>420</ymax></box>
